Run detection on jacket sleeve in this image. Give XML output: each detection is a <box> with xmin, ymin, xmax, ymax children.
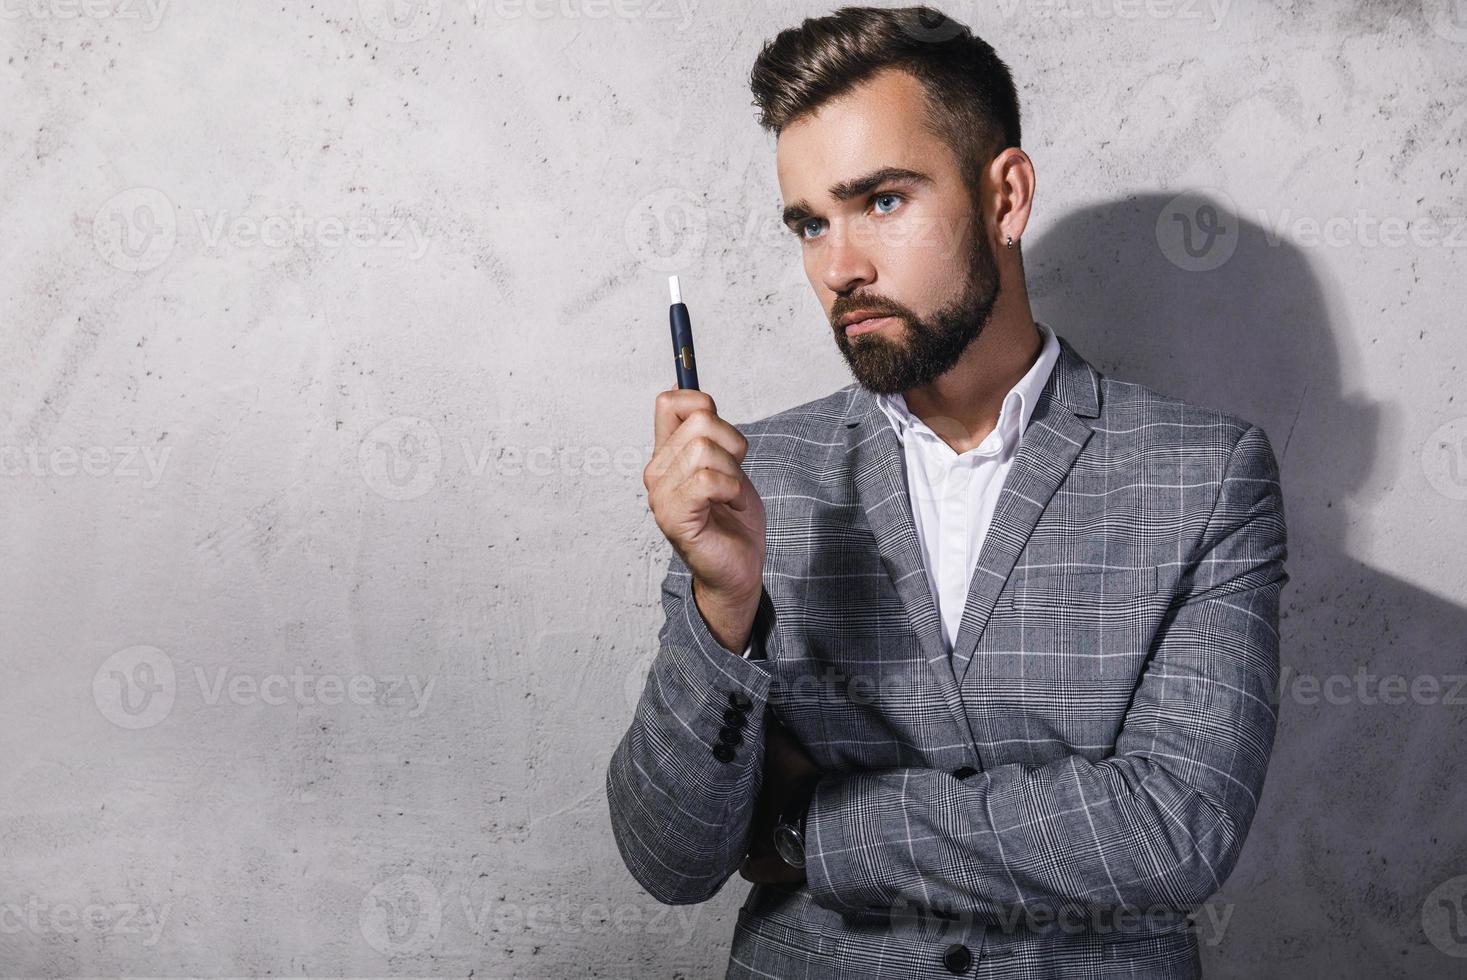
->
<box><xmin>803</xmin><ymin>424</ymin><xmax>1288</xmax><ymax>924</ymax></box>
<box><xmin>605</xmin><ymin>548</ymin><xmax>779</xmax><ymax>905</ymax></box>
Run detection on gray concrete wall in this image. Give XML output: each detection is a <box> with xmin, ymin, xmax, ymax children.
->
<box><xmin>1</xmin><ymin>0</ymin><xmax>1463</xmax><ymax>976</ymax></box>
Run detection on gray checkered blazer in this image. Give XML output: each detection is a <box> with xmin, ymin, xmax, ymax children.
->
<box><xmin>607</xmin><ymin>332</ymin><xmax>1288</xmax><ymax>979</ymax></box>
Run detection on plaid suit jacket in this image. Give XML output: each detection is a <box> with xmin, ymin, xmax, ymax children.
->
<box><xmin>607</xmin><ymin>332</ymin><xmax>1288</xmax><ymax>979</ymax></box>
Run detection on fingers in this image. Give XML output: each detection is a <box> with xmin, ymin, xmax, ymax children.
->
<box><xmin>644</xmin><ymin>434</ymin><xmax>745</xmax><ymax>517</ymax></box>
<box><xmin>654</xmin><ymin>387</ymin><xmax>716</xmax><ymax>448</ymax></box>
<box><xmin>670</xmin><ymin>464</ymin><xmax>744</xmax><ymax>513</ymax></box>
<box><xmin>652</xmin><ymin>388</ymin><xmax>748</xmax><ymax>465</ymax></box>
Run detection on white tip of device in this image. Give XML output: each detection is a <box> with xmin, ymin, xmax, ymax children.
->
<box><xmin>668</xmin><ymin>275</ymin><xmax>682</xmax><ymax>305</ymax></box>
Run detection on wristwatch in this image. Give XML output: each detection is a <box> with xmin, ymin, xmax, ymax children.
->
<box><xmin>771</xmin><ymin>776</ymin><xmax>820</xmax><ymax>869</ymax></box>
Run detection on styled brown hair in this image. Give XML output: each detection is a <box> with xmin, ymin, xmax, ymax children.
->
<box><xmin>749</xmin><ymin>6</ymin><xmax>1021</xmax><ymax>199</ymax></box>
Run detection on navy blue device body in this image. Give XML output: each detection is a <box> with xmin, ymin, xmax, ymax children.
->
<box><xmin>669</xmin><ymin>302</ymin><xmax>700</xmax><ymax>390</ymax></box>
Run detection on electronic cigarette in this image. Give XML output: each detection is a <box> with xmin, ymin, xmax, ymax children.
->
<box><xmin>668</xmin><ymin>275</ymin><xmax>700</xmax><ymax>391</ymax></box>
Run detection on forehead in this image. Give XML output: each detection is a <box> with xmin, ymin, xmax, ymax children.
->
<box><xmin>775</xmin><ymin>68</ymin><xmax>951</xmax><ymax>193</ymax></box>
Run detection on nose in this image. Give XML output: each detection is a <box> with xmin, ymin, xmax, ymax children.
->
<box><xmin>819</xmin><ymin>223</ymin><xmax>877</xmax><ymax>296</ymax></box>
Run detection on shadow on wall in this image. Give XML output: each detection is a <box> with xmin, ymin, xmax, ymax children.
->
<box><xmin>1027</xmin><ymin>193</ymin><xmax>1467</xmax><ymax>980</ymax></box>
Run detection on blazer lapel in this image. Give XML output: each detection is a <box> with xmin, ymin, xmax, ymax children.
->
<box><xmin>841</xmin><ymin>333</ymin><xmax>1102</xmax><ymax>729</ymax></box>
<box><xmin>949</xmin><ymin>336</ymin><xmax>1101</xmax><ymax>684</ymax></box>
<box><xmin>845</xmin><ymin>385</ymin><xmax>971</xmax><ymax>739</ymax></box>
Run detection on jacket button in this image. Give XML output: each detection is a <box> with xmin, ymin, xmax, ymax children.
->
<box><xmin>712</xmin><ymin>743</ymin><xmax>736</xmax><ymax>763</ymax></box>
<box><xmin>722</xmin><ymin>707</ymin><xmax>747</xmax><ymax>728</ymax></box>
<box><xmin>951</xmin><ymin>766</ymin><xmax>979</xmax><ymax>780</ymax></box>
<box><xmin>942</xmin><ymin>942</ymin><xmax>972</xmax><ymax>974</ymax></box>
<box><xmin>718</xmin><ymin>725</ymin><xmax>742</xmax><ymax>746</ymax></box>
<box><xmin>728</xmin><ymin>691</ymin><xmax>753</xmax><ymax>711</ymax></box>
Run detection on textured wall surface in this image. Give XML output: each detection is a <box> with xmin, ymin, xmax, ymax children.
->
<box><xmin>1</xmin><ymin>0</ymin><xmax>1464</xmax><ymax>976</ymax></box>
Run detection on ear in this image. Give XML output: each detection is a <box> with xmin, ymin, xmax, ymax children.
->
<box><xmin>987</xmin><ymin>147</ymin><xmax>1036</xmax><ymax>250</ymax></box>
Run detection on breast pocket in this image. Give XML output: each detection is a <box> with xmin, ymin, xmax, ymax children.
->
<box><xmin>991</xmin><ymin>566</ymin><xmax>1161</xmax><ymax>681</ymax></box>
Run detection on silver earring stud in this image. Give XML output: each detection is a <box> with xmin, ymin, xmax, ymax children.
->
<box><xmin>1006</xmin><ymin>236</ymin><xmax>1015</xmax><ymax>249</ymax></box>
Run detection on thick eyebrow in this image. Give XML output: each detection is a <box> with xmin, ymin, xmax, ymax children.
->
<box><xmin>781</xmin><ymin>166</ymin><xmax>934</xmax><ymax>230</ymax></box>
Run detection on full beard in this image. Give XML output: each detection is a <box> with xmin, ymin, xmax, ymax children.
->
<box><xmin>832</xmin><ymin>225</ymin><xmax>1001</xmax><ymax>396</ymax></box>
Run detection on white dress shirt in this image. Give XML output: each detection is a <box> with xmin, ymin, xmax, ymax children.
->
<box><xmin>737</xmin><ymin>321</ymin><xmax>1061</xmax><ymax>658</ymax></box>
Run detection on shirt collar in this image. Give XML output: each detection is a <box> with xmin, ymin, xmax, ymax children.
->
<box><xmin>874</xmin><ymin>320</ymin><xmax>1062</xmax><ymax>453</ymax></box>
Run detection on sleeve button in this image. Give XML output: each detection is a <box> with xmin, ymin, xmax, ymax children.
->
<box><xmin>942</xmin><ymin>943</ymin><xmax>972</xmax><ymax>974</ymax></box>
<box><xmin>728</xmin><ymin>691</ymin><xmax>753</xmax><ymax>711</ymax></box>
<box><xmin>712</xmin><ymin>743</ymin><xmax>736</xmax><ymax>763</ymax></box>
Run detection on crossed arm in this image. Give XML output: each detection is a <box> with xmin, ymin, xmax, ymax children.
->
<box><xmin>604</xmin><ymin>551</ymin><xmax>781</xmax><ymax>905</ymax></box>
<box><xmin>608</xmin><ymin>424</ymin><xmax>1287</xmax><ymax>922</ymax></box>
<box><xmin>801</xmin><ymin>424</ymin><xmax>1287</xmax><ymax>923</ymax></box>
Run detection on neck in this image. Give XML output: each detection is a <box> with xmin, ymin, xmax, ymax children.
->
<box><xmin>898</xmin><ymin>284</ymin><xmax>1042</xmax><ymax>454</ymax></box>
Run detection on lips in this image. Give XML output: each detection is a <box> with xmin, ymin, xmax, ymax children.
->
<box><xmin>843</xmin><ymin>314</ymin><xmax>898</xmax><ymax>337</ymax></box>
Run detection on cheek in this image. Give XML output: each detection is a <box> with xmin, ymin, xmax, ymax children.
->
<box><xmin>802</xmin><ymin>248</ymin><xmax>825</xmax><ymax>292</ymax></box>
<box><xmin>907</xmin><ymin>210</ymin><xmax>968</xmax><ymax>270</ymax></box>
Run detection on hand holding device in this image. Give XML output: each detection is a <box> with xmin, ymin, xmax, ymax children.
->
<box><xmin>645</xmin><ymin>277</ymin><xmax>767</xmax><ymax>652</ymax></box>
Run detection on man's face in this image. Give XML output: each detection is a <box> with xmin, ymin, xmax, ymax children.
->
<box><xmin>776</xmin><ymin>67</ymin><xmax>1000</xmax><ymax>395</ymax></box>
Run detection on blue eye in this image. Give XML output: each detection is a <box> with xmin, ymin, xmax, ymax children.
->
<box><xmin>874</xmin><ymin>193</ymin><xmax>902</xmax><ymax>214</ymax></box>
<box><xmin>799</xmin><ymin>219</ymin><xmax>826</xmax><ymax>240</ymax></box>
